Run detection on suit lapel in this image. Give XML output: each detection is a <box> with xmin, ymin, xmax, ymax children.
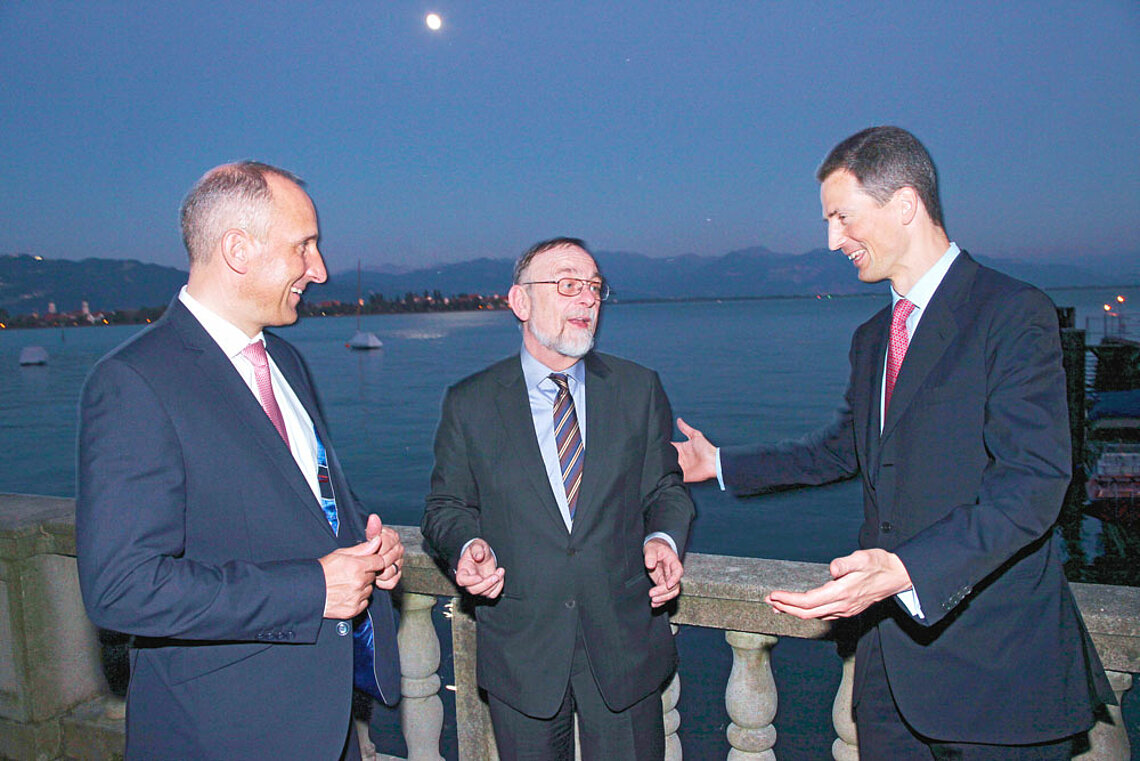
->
<box><xmin>265</xmin><ymin>333</ymin><xmax>349</xmax><ymax>541</ymax></box>
<box><xmin>857</xmin><ymin>307</ymin><xmax>890</xmax><ymax>475</ymax></box>
<box><xmin>880</xmin><ymin>253</ymin><xmax>976</xmax><ymax>443</ymax></box>
<box><xmin>575</xmin><ymin>352</ymin><xmax>614</xmax><ymax>530</ymax></box>
<box><xmin>493</xmin><ymin>359</ymin><xmax>568</xmax><ymax>534</ymax></box>
<box><xmin>167</xmin><ymin>304</ymin><xmax>337</xmax><ymax>540</ymax></box>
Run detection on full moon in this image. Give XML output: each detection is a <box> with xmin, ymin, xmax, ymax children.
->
<box><xmin>425</xmin><ymin>13</ymin><xmax>442</xmax><ymax>31</ymax></box>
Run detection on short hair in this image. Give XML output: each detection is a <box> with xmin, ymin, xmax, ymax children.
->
<box><xmin>179</xmin><ymin>161</ymin><xmax>304</xmax><ymax>265</ymax></box>
<box><xmin>816</xmin><ymin>126</ymin><xmax>944</xmax><ymax>228</ymax></box>
<box><xmin>512</xmin><ymin>237</ymin><xmax>594</xmax><ymax>284</ymax></box>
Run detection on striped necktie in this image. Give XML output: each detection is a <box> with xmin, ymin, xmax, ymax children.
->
<box><xmin>550</xmin><ymin>373</ymin><xmax>584</xmax><ymax>519</ymax></box>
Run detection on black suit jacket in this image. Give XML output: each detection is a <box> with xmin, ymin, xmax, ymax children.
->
<box><xmin>721</xmin><ymin>253</ymin><xmax>1112</xmax><ymax>744</ymax></box>
<box><xmin>422</xmin><ymin>351</ymin><xmax>695</xmax><ymax>717</ymax></box>
<box><xmin>77</xmin><ymin>298</ymin><xmax>399</xmax><ymax>760</ymax></box>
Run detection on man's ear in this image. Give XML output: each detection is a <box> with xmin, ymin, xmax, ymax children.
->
<box><xmin>508</xmin><ymin>284</ymin><xmax>530</xmax><ymax>322</ymax></box>
<box><xmin>220</xmin><ymin>228</ymin><xmax>253</xmax><ymax>275</ymax></box>
<box><xmin>895</xmin><ymin>186</ymin><xmax>919</xmax><ymax>226</ymax></box>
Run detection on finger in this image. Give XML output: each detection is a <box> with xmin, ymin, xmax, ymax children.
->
<box><xmin>341</xmin><ymin>535</ymin><xmax>381</xmax><ymax>556</ymax></box>
<box><xmin>366</xmin><ymin>513</ymin><xmax>383</xmax><ymax>541</ymax></box>
<box><xmin>469</xmin><ymin>542</ymin><xmax>486</xmax><ymax>563</ymax></box>
<box><xmin>466</xmin><ymin>569</ymin><xmax>505</xmax><ymax>596</ymax></box>
<box><xmin>379</xmin><ymin>541</ymin><xmax>404</xmax><ymax>565</ymax></box>
<box><xmin>676</xmin><ymin>417</ymin><xmax>697</xmax><ymax>439</ymax></box>
<box><xmin>650</xmin><ymin>583</ymin><xmax>680</xmax><ymax>607</ymax></box>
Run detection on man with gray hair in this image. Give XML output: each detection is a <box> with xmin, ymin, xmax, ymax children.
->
<box><xmin>77</xmin><ymin>161</ymin><xmax>402</xmax><ymax>760</ymax></box>
<box><xmin>423</xmin><ymin>237</ymin><xmax>694</xmax><ymax>760</ymax></box>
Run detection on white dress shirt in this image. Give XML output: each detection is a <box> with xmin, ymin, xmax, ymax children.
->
<box><xmin>178</xmin><ymin>286</ymin><xmax>321</xmax><ymax>501</ymax></box>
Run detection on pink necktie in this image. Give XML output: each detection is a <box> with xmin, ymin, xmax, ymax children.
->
<box><xmin>242</xmin><ymin>340</ymin><xmax>290</xmax><ymax>446</ymax></box>
<box><xmin>885</xmin><ymin>298</ymin><xmax>916</xmax><ymax>412</ymax></box>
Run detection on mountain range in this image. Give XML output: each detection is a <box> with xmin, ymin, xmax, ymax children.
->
<box><xmin>2</xmin><ymin>247</ymin><xmax>1137</xmax><ymax>316</ymax></box>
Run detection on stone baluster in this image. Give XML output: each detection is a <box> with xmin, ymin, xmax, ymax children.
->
<box><xmin>398</xmin><ymin>593</ymin><xmax>445</xmax><ymax>761</ymax></box>
<box><xmin>725</xmin><ymin>631</ymin><xmax>778</xmax><ymax>760</ymax></box>
<box><xmin>663</xmin><ymin>622</ymin><xmax>683</xmax><ymax>760</ymax></box>
<box><xmin>1075</xmin><ymin>669</ymin><xmax>1133</xmax><ymax>761</ymax></box>
<box><xmin>830</xmin><ymin>651</ymin><xmax>857</xmax><ymax>761</ymax></box>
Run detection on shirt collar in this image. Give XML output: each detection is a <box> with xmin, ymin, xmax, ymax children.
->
<box><xmin>179</xmin><ymin>285</ymin><xmax>266</xmax><ymax>359</ymax></box>
<box><xmin>519</xmin><ymin>343</ymin><xmax>586</xmax><ymax>391</ymax></box>
<box><xmin>891</xmin><ymin>242</ymin><xmax>960</xmax><ymax>311</ymax></box>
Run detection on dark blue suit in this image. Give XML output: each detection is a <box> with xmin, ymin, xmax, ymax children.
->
<box><xmin>721</xmin><ymin>253</ymin><xmax>1112</xmax><ymax>745</ymax></box>
<box><xmin>77</xmin><ymin>298</ymin><xmax>399</xmax><ymax>760</ymax></box>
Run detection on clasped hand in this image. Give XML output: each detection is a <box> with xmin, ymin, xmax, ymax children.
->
<box><xmin>644</xmin><ymin>537</ymin><xmax>684</xmax><ymax>607</ymax></box>
<box><xmin>455</xmin><ymin>538</ymin><xmax>506</xmax><ymax>598</ymax></box>
<box><xmin>319</xmin><ymin>514</ymin><xmax>404</xmax><ymax>619</ymax></box>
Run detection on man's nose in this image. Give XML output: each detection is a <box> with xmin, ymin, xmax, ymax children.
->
<box><xmin>576</xmin><ymin>284</ymin><xmax>598</xmax><ymax>306</ymax></box>
<box><xmin>827</xmin><ymin>221</ymin><xmax>845</xmax><ymax>252</ymax></box>
<box><xmin>308</xmin><ymin>247</ymin><xmax>328</xmax><ymax>284</ymax></box>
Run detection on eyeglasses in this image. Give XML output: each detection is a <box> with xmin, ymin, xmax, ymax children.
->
<box><xmin>520</xmin><ymin>277</ymin><xmax>610</xmax><ymax>301</ymax></box>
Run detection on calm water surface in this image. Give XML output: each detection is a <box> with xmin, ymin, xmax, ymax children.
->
<box><xmin>2</xmin><ymin>287</ymin><xmax>1136</xmax><ymax>758</ymax></box>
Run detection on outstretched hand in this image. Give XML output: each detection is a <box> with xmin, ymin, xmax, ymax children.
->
<box><xmin>455</xmin><ymin>538</ymin><xmax>505</xmax><ymax>599</ymax></box>
<box><xmin>765</xmin><ymin>549</ymin><xmax>913</xmax><ymax>620</ymax></box>
<box><xmin>644</xmin><ymin>538</ymin><xmax>684</xmax><ymax>607</ymax></box>
<box><xmin>672</xmin><ymin>417</ymin><xmax>718</xmax><ymax>483</ymax></box>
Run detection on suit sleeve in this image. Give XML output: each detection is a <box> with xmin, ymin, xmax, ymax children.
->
<box><xmin>641</xmin><ymin>372</ymin><xmax>696</xmax><ymax>552</ymax></box>
<box><xmin>720</xmin><ymin>340</ymin><xmax>862</xmax><ymax>495</ymax></box>
<box><xmin>422</xmin><ymin>386</ymin><xmax>481</xmax><ymax>569</ymax></box>
<box><xmin>893</xmin><ymin>288</ymin><xmax>1071</xmax><ymax>627</ymax></box>
<box><xmin>76</xmin><ymin>358</ymin><xmax>326</xmax><ymax>642</ymax></box>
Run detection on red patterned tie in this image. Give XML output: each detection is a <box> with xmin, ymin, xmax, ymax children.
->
<box><xmin>550</xmin><ymin>373</ymin><xmax>584</xmax><ymax>519</ymax></box>
<box><xmin>885</xmin><ymin>298</ymin><xmax>916</xmax><ymax>413</ymax></box>
<box><xmin>241</xmin><ymin>340</ymin><xmax>290</xmax><ymax>446</ymax></box>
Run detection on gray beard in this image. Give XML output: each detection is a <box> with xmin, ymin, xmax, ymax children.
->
<box><xmin>529</xmin><ymin>319</ymin><xmax>595</xmax><ymax>359</ymax></box>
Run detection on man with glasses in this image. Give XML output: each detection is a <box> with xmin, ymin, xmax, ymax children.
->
<box><xmin>423</xmin><ymin>237</ymin><xmax>694</xmax><ymax>760</ymax></box>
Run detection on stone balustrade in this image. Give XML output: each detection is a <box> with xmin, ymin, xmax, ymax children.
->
<box><xmin>1</xmin><ymin>493</ymin><xmax>1136</xmax><ymax>760</ymax></box>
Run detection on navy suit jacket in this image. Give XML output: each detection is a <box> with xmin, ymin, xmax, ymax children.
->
<box><xmin>721</xmin><ymin>253</ymin><xmax>1112</xmax><ymax>744</ymax></box>
<box><xmin>422</xmin><ymin>351</ymin><xmax>694</xmax><ymax>717</ymax></box>
<box><xmin>77</xmin><ymin>298</ymin><xmax>399</xmax><ymax>760</ymax></box>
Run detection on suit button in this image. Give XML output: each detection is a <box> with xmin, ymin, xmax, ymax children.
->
<box><xmin>880</xmin><ymin>521</ymin><xmax>893</xmax><ymax>533</ymax></box>
<box><xmin>336</xmin><ymin>621</ymin><xmax>350</xmax><ymax>636</ymax></box>
<box><xmin>565</xmin><ymin>600</ymin><xmax>576</xmax><ymax>609</ymax></box>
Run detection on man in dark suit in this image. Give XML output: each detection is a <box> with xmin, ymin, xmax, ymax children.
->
<box><xmin>77</xmin><ymin>162</ymin><xmax>402</xmax><ymax>760</ymax></box>
<box><xmin>674</xmin><ymin>127</ymin><xmax>1112</xmax><ymax>759</ymax></box>
<box><xmin>422</xmin><ymin>237</ymin><xmax>695</xmax><ymax>761</ymax></box>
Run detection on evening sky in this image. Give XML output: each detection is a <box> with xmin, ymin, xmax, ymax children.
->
<box><xmin>2</xmin><ymin>1</ymin><xmax>1138</xmax><ymax>271</ymax></box>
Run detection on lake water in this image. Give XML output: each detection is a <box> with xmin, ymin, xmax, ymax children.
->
<box><xmin>2</xmin><ymin>286</ymin><xmax>1136</xmax><ymax>758</ymax></box>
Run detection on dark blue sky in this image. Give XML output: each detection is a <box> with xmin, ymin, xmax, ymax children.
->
<box><xmin>2</xmin><ymin>2</ymin><xmax>1138</xmax><ymax>272</ymax></box>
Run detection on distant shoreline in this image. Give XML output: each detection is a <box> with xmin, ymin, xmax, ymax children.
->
<box><xmin>2</xmin><ymin>283</ymin><xmax>1136</xmax><ymax>332</ymax></box>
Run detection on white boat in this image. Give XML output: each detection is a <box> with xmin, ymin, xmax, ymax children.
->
<box><xmin>18</xmin><ymin>346</ymin><xmax>49</xmax><ymax>365</ymax></box>
<box><xmin>347</xmin><ymin>330</ymin><xmax>383</xmax><ymax>350</ymax></box>
<box><xmin>347</xmin><ymin>261</ymin><xmax>382</xmax><ymax>351</ymax></box>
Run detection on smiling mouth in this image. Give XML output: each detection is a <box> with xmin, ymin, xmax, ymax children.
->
<box><xmin>846</xmin><ymin>248</ymin><xmax>866</xmax><ymax>264</ymax></box>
